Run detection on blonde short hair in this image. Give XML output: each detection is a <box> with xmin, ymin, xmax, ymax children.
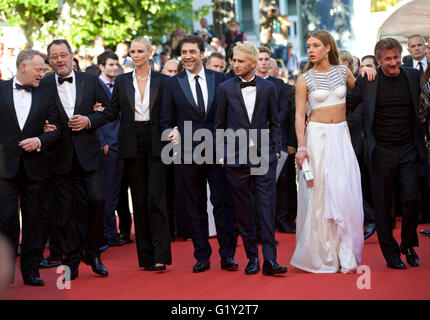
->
<box><xmin>132</xmin><ymin>36</ymin><xmax>152</xmax><ymax>52</ymax></box>
<box><xmin>233</xmin><ymin>41</ymin><xmax>259</xmax><ymax>63</ymax></box>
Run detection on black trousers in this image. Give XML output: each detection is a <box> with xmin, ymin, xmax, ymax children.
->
<box><xmin>275</xmin><ymin>153</ymin><xmax>297</xmax><ymax>229</ymax></box>
<box><xmin>0</xmin><ymin>165</ymin><xmax>45</xmax><ymax>278</ymax></box>
<box><xmin>116</xmin><ymin>169</ymin><xmax>132</xmax><ymax>237</ymax></box>
<box><xmin>40</xmin><ymin>179</ymin><xmax>63</xmax><ymax>258</ymax></box>
<box><xmin>52</xmin><ymin>152</ymin><xmax>105</xmax><ymax>266</ymax></box>
<box><xmin>179</xmin><ymin>162</ymin><xmax>236</xmax><ymax>261</ymax></box>
<box><xmin>370</xmin><ymin>143</ymin><xmax>419</xmax><ymax>262</ymax></box>
<box><xmin>126</xmin><ymin>122</ymin><xmax>171</xmax><ymax>267</ymax></box>
<box><xmin>101</xmin><ymin>149</ymin><xmax>123</xmax><ymax>243</ymax></box>
<box><xmin>224</xmin><ymin>162</ymin><xmax>277</xmax><ymax>261</ymax></box>
<box><xmin>174</xmin><ymin>165</ymin><xmax>192</xmax><ymax>239</ymax></box>
<box><xmin>356</xmin><ymin>150</ymin><xmax>376</xmax><ymax>225</ymax></box>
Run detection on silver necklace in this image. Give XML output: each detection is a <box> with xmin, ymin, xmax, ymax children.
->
<box><xmin>136</xmin><ymin>73</ymin><xmax>149</xmax><ymax>81</ymax></box>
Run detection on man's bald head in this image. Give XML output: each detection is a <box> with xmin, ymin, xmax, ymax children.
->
<box><xmin>162</xmin><ymin>59</ymin><xmax>179</xmax><ymax>77</ymax></box>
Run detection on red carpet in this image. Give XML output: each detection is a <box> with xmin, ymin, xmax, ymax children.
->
<box><xmin>3</xmin><ymin>219</ymin><xmax>430</xmax><ymax>300</ymax></box>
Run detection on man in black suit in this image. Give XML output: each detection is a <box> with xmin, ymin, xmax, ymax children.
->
<box><xmin>41</xmin><ymin>39</ymin><xmax>113</xmax><ymax>279</ymax></box>
<box><xmin>0</xmin><ymin>50</ymin><xmax>61</xmax><ymax>286</ymax></box>
<box><xmin>160</xmin><ymin>35</ymin><xmax>237</xmax><ymax>273</ymax></box>
<box><xmin>215</xmin><ymin>41</ymin><xmax>287</xmax><ymax>276</ymax></box>
<box><xmin>348</xmin><ymin>38</ymin><xmax>427</xmax><ymax>269</ymax></box>
<box><xmin>255</xmin><ymin>46</ymin><xmax>296</xmax><ymax>234</ymax></box>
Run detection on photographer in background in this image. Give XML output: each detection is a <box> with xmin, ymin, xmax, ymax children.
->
<box><xmin>260</xmin><ymin>1</ymin><xmax>290</xmax><ymax>66</ymax></box>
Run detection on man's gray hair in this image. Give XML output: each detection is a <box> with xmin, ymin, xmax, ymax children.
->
<box><xmin>16</xmin><ymin>49</ymin><xmax>45</xmax><ymax>69</ymax></box>
<box><xmin>408</xmin><ymin>34</ymin><xmax>425</xmax><ymax>47</ymax></box>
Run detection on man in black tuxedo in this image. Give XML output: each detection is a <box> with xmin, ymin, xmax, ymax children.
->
<box><xmin>255</xmin><ymin>46</ymin><xmax>296</xmax><ymax>234</ymax></box>
<box><xmin>160</xmin><ymin>35</ymin><xmax>237</xmax><ymax>273</ymax></box>
<box><xmin>41</xmin><ymin>39</ymin><xmax>113</xmax><ymax>279</ymax></box>
<box><xmin>0</xmin><ymin>50</ymin><xmax>61</xmax><ymax>286</ymax></box>
<box><xmin>215</xmin><ymin>41</ymin><xmax>287</xmax><ymax>276</ymax></box>
<box><xmin>348</xmin><ymin>38</ymin><xmax>427</xmax><ymax>269</ymax></box>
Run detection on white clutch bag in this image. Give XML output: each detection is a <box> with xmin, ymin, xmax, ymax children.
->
<box><xmin>302</xmin><ymin>159</ymin><xmax>314</xmax><ymax>186</ymax></box>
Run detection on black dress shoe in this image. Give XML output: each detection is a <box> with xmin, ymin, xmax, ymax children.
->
<box><xmin>262</xmin><ymin>260</ymin><xmax>288</xmax><ymax>276</ymax></box>
<box><xmin>108</xmin><ymin>238</ymin><xmax>125</xmax><ymax>247</ymax></box>
<box><xmin>64</xmin><ymin>264</ymin><xmax>79</xmax><ymax>280</ymax></box>
<box><xmin>142</xmin><ymin>265</ymin><xmax>156</xmax><ymax>271</ymax></box>
<box><xmin>401</xmin><ymin>247</ymin><xmax>419</xmax><ymax>267</ymax></box>
<box><xmin>23</xmin><ymin>273</ymin><xmax>45</xmax><ymax>286</ymax></box>
<box><xmin>155</xmin><ymin>264</ymin><xmax>166</xmax><ymax>271</ymax></box>
<box><xmin>39</xmin><ymin>258</ymin><xmax>61</xmax><ymax>269</ymax></box>
<box><xmin>419</xmin><ymin>229</ymin><xmax>430</xmax><ymax>235</ymax></box>
<box><xmin>119</xmin><ymin>233</ymin><xmax>133</xmax><ymax>244</ymax></box>
<box><xmin>193</xmin><ymin>259</ymin><xmax>210</xmax><ymax>273</ymax></box>
<box><xmin>386</xmin><ymin>257</ymin><xmax>407</xmax><ymax>269</ymax></box>
<box><xmin>82</xmin><ymin>255</ymin><xmax>109</xmax><ymax>276</ymax></box>
<box><xmin>244</xmin><ymin>257</ymin><xmax>260</xmax><ymax>275</ymax></box>
<box><xmin>220</xmin><ymin>257</ymin><xmax>239</xmax><ymax>271</ymax></box>
<box><xmin>363</xmin><ymin>223</ymin><xmax>376</xmax><ymax>240</ymax></box>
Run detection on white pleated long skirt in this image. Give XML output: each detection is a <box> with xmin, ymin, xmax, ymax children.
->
<box><xmin>290</xmin><ymin>121</ymin><xmax>364</xmax><ymax>273</ymax></box>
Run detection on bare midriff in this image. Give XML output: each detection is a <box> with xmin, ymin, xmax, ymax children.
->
<box><xmin>309</xmin><ymin>103</ymin><xmax>346</xmax><ymax>123</ymax></box>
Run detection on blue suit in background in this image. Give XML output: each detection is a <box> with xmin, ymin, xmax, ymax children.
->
<box><xmin>97</xmin><ymin>78</ymin><xmax>123</xmax><ymax>246</ymax></box>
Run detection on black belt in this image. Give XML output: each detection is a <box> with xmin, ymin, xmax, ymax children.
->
<box><xmin>134</xmin><ymin>121</ymin><xmax>151</xmax><ymax>126</ymax></box>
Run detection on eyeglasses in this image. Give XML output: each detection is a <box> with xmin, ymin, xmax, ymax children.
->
<box><xmin>49</xmin><ymin>53</ymin><xmax>70</xmax><ymax>61</ymax></box>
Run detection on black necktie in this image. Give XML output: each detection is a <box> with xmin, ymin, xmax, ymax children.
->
<box><xmin>58</xmin><ymin>77</ymin><xmax>73</xmax><ymax>84</ymax></box>
<box><xmin>195</xmin><ymin>75</ymin><xmax>205</xmax><ymax>115</ymax></box>
<box><xmin>240</xmin><ymin>78</ymin><xmax>257</xmax><ymax>89</ymax></box>
<box><xmin>15</xmin><ymin>83</ymin><xmax>33</xmax><ymax>92</ymax></box>
<box><xmin>418</xmin><ymin>62</ymin><xmax>424</xmax><ymax>76</ymax></box>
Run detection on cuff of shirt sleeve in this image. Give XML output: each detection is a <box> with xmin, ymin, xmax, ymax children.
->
<box><xmin>35</xmin><ymin>138</ymin><xmax>41</xmax><ymax>152</ymax></box>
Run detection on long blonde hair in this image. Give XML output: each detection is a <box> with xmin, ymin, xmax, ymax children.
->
<box><xmin>304</xmin><ymin>30</ymin><xmax>339</xmax><ymax>72</ymax></box>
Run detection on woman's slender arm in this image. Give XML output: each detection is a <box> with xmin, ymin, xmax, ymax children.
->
<box><xmin>295</xmin><ymin>75</ymin><xmax>309</xmax><ymax>169</ymax></box>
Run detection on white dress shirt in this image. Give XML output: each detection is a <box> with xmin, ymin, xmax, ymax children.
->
<box><xmin>186</xmin><ymin>68</ymin><xmax>208</xmax><ymax>112</ymax></box>
<box><xmin>413</xmin><ymin>56</ymin><xmax>428</xmax><ymax>71</ymax></box>
<box><xmin>56</xmin><ymin>71</ymin><xmax>76</xmax><ymax>119</ymax></box>
<box><xmin>13</xmin><ymin>77</ymin><xmax>41</xmax><ymax>150</ymax></box>
<box><xmin>13</xmin><ymin>78</ymin><xmax>32</xmax><ymax>130</ymax></box>
<box><xmin>239</xmin><ymin>75</ymin><xmax>257</xmax><ymax>123</ymax></box>
<box><xmin>132</xmin><ymin>69</ymin><xmax>151</xmax><ymax>121</ymax></box>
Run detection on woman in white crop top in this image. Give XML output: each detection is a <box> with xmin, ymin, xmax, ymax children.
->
<box><xmin>290</xmin><ymin>30</ymin><xmax>376</xmax><ymax>273</ymax></box>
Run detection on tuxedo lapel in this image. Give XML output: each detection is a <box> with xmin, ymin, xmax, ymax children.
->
<box><xmin>235</xmin><ymin>77</ymin><xmax>251</xmax><ymax>125</ymax></box>
<box><xmin>2</xmin><ymin>80</ymin><xmax>20</xmax><ymax>130</ymax></box>
<box><xmin>250</xmin><ymin>77</ymin><xmax>262</xmax><ymax>125</ymax></box>
<box><xmin>74</xmin><ymin>73</ymin><xmax>84</xmax><ymax>115</ymax></box>
<box><xmin>149</xmin><ymin>72</ymin><xmax>160</xmax><ymax>114</ymax></box>
<box><xmin>204</xmin><ymin>68</ymin><xmax>215</xmax><ymax>118</ymax></box>
<box><xmin>125</xmin><ymin>72</ymin><xmax>135</xmax><ymax>115</ymax></box>
<box><xmin>22</xmin><ymin>87</ymin><xmax>41</xmax><ymax>131</ymax></box>
<box><xmin>177</xmin><ymin>71</ymin><xmax>201</xmax><ymax>116</ymax></box>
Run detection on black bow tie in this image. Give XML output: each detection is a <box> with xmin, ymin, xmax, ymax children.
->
<box><xmin>240</xmin><ymin>78</ymin><xmax>256</xmax><ymax>89</ymax></box>
<box><xmin>15</xmin><ymin>83</ymin><xmax>33</xmax><ymax>92</ymax></box>
<box><xmin>58</xmin><ymin>77</ymin><xmax>73</xmax><ymax>84</ymax></box>
<box><xmin>106</xmin><ymin>82</ymin><xmax>114</xmax><ymax>88</ymax></box>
